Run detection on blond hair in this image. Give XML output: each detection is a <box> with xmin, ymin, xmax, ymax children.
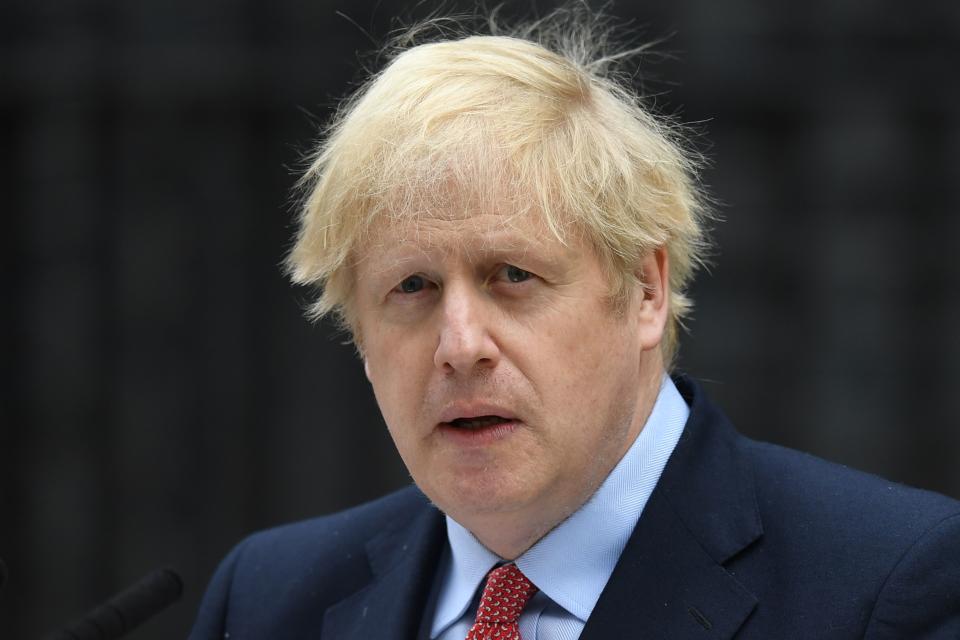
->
<box><xmin>287</xmin><ymin>10</ymin><xmax>711</xmax><ymax>367</ymax></box>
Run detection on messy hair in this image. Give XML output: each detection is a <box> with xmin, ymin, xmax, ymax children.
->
<box><xmin>286</xmin><ymin>6</ymin><xmax>712</xmax><ymax>367</ymax></box>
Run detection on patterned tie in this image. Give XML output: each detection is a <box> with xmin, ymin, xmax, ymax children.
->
<box><xmin>465</xmin><ymin>563</ymin><xmax>539</xmax><ymax>640</ymax></box>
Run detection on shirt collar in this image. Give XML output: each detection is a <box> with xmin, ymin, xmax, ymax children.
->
<box><xmin>431</xmin><ymin>375</ymin><xmax>689</xmax><ymax>634</ymax></box>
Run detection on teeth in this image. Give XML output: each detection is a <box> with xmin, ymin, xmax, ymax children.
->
<box><xmin>451</xmin><ymin>415</ymin><xmax>507</xmax><ymax>429</ymax></box>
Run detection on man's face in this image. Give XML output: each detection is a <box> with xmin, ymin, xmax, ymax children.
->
<box><xmin>354</xmin><ymin>208</ymin><xmax>663</xmax><ymax>539</ymax></box>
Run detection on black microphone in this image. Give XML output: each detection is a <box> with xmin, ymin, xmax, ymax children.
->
<box><xmin>44</xmin><ymin>568</ymin><xmax>183</xmax><ymax>640</ymax></box>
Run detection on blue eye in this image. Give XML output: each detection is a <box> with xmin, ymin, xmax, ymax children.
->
<box><xmin>505</xmin><ymin>265</ymin><xmax>532</xmax><ymax>283</ymax></box>
<box><xmin>397</xmin><ymin>275</ymin><xmax>425</xmax><ymax>293</ymax></box>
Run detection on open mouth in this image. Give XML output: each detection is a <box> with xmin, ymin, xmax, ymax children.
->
<box><xmin>446</xmin><ymin>415</ymin><xmax>512</xmax><ymax>429</ymax></box>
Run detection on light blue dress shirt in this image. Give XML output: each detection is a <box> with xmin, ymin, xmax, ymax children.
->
<box><xmin>431</xmin><ymin>375</ymin><xmax>690</xmax><ymax>639</ymax></box>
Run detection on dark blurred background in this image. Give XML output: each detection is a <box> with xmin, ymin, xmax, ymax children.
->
<box><xmin>2</xmin><ymin>0</ymin><xmax>959</xmax><ymax>637</ymax></box>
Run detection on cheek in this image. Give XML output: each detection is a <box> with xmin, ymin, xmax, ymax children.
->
<box><xmin>531</xmin><ymin>318</ymin><xmax>639</xmax><ymax>424</ymax></box>
<box><xmin>369</xmin><ymin>366</ymin><xmax>430</xmax><ymax>473</ymax></box>
<box><xmin>365</xmin><ymin>329</ymin><xmax>434</xmax><ymax>428</ymax></box>
<box><xmin>369</xmin><ymin>366</ymin><xmax>415</xmax><ymax>428</ymax></box>
<box><xmin>543</xmin><ymin>313</ymin><xmax>635</xmax><ymax>378</ymax></box>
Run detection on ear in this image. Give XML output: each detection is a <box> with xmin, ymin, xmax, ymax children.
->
<box><xmin>634</xmin><ymin>247</ymin><xmax>670</xmax><ymax>352</ymax></box>
<box><xmin>363</xmin><ymin>358</ymin><xmax>372</xmax><ymax>382</ymax></box>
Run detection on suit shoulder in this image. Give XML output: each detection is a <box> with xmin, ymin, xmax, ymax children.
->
<box><xmin>239</xmin><ymin>484</ymin><xmax>431</xmax><ymax>560</ymax></box>
<box><xmin>189</xmin><ymin>486</ymin><xmax>437</xmax><ymax>636</ymax></box>
<box><xmin>199</xmin><ymin>485</ymin><xmax>432</xmax><ymax>622</ymax></box>
<box><xmin>743</xmin><ymin>437</ymin><xmax>960</xmax><ymax>539</ymax></box>
<box><xmin>741</xmin><ymin>439</ymin><xmax>960</xmax><ymax>636</ymax></box>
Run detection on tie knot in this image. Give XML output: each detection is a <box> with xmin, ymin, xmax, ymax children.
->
<box><xmin>474</xmin><ymin>564</ymin><xmax>538</xmax><ymax>626</ymax></box>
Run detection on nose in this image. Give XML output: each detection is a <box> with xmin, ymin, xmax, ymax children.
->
<box><xmin>433</xmin><ymin>285</ymin><xmax>500</xmax><ymax>374</ymax></box>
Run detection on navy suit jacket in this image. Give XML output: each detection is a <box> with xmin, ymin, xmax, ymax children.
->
<box><xmin>189</xmin><ymin>377</ymin><xmax>960</xmax><ymax>639</ymax></box>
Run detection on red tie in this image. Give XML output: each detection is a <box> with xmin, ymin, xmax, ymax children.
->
<box><xmin>465</xmin><ymin>563</ymin><xmax>539</xmax><ymax>640</ymax></box>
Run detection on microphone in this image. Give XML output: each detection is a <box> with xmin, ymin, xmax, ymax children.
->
<box><xmin>44</xmin><ymin>568</ymin><xmax>183</xmax><ymax>640</ymax></box>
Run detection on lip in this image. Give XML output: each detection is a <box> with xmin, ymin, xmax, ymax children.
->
<box><xmin>437</xmin><ymin>402</ymin><xmax>519</xmax><ymax>425</ymax></box>
<box><xmin>437</xmin><ymin>419</ymin><xmax>520</xmax><ymax>446</ymax></box>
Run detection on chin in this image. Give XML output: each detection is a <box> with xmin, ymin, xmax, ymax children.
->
<box><xmin>423</xmin><ymin>469</ymin><xmax>539</xmax><ymax>520</ymax></box>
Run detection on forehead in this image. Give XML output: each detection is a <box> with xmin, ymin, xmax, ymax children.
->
<box><xmin>355</xmin><ymin>208</ymin><xmax>577</xmax><ymax>267</ymax></box>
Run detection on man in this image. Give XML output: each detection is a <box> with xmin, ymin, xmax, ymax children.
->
<box><xmin>190</xmin><ymin>12</ymin><xmax>960</xmax><ymax>640</ymax></box>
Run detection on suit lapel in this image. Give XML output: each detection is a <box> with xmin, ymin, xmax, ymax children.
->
<box><xmin>321</xmin><ymin>497</ymin><xmax>446</xmax><ymax>640</ymax></box>
<box><xmin>581</xmin><ymin>376</ymin><xmax>763</xmax><ymax>640</ymax></box>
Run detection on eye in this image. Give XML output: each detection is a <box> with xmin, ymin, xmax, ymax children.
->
<box><xmin>396</xmin><ymin>275</ymin><xmax>426</xmax><ymax>293</ymax></box>
<box><xmin>504</xmin><ymin>265</ymin><xmax>533</xmax><ymax>283</ymax></box>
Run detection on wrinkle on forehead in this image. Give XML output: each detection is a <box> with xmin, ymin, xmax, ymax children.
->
<box><xmin>348</xmin><ymin>135</ymin><xmax>586</xmax><ymax>277</ymax></box>
<box><xmin>353</xmin><ymin>193</ymin><xmax>581</xmax><ymax>272</ymax></box>
<box><xmin>356</xmin><ymin>211</ymin><xmax>569</xmax><ymax>274</ymax></box>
